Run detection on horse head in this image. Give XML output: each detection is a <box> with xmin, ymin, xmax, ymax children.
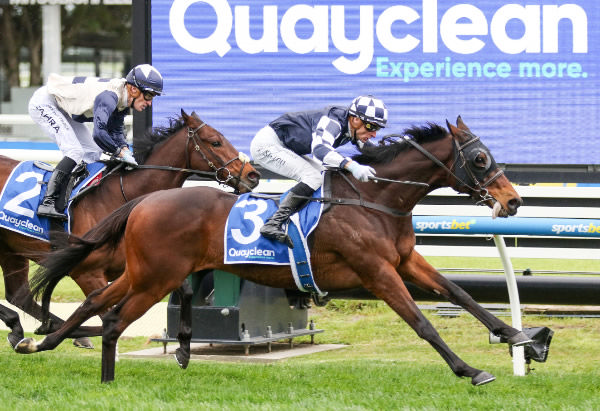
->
<box><xmin>446</xmin><ymin>116</ymin><xmax>522</xmax><ymax>217</ymax></box>
<box><xmin>181</xmin><ymin>109</ymin><xmax>260</xmax><ymax>193</ymax></box>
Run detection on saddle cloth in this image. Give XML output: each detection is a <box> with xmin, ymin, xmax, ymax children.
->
<box><xmin>224</xmin><ymin>188</ymin><xmax>323</xmax><ymax>265</ymax></box>
<box><xmin>0</xmin><ymin>161</ymin><xmax>106</xmax><ymax>241</ymax></box>
<box><xmin>224</xmin><ymin>188</ymin><xmax>327</xmax><ymax>295</ymax></box>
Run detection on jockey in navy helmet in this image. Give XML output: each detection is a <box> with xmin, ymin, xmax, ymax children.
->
<box><xmin>28</xmin><ymin>64</ymin><xmax>163</xmax><ymax>220</ymax></box>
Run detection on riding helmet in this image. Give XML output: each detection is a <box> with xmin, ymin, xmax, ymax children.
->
<box><xmin>126</xmin><ymin>64</ymin><xmax>164</xmax><ymax>95</ymax></box>
<box><xmin>348</xmin><ymin>95</ymin><xmax>388</xmax><ymax>127</ymax></box>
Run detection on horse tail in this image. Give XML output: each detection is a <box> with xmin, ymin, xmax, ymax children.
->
<box><xmin>31</xmin><ymin>195</ymin><xmax>147</xmax><ymax>303</ymax></box>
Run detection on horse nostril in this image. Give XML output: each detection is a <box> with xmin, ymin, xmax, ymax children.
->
<box><xmin>249</xmin><ymin>171</ymin><xmax>261</xmax><ymax>182</ymax></box>
<box><xmin>508</xmin><ymin>197</ymin><xmax>522</xmax><ymax>214</ymax></box>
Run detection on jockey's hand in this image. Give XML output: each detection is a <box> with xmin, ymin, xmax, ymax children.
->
<box><xmin>119</xmin><ymin>148</ymin><xmax>138</xmax><ymax>166</ymax></box>
<box><xmin>346</xmin><ymin>161</ymin><xmax>375</xmax><ymax>182</ymax></box>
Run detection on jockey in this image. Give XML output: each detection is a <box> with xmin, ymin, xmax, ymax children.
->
<box><xmin>28</xmin><ymin>64</ymin><xmax>163</xmax><ymax>220</ymax></box>
<box><xmin>250</xmin><ymin>95</ymin><xmax>388</xmax><ymax>248</ymax></box>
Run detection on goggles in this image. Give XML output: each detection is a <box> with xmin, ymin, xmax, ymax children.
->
<box><xmin>363</xmin><ymin>121</ymin><xmax>382</xmax><ymax>132</ymax></box>
<box><xmin>142</xmin><ymin>91</ymin><xmax>157</xmax><ymax>101</ymax></box>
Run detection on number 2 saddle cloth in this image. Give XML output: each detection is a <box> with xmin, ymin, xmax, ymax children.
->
<box><xmin>0</xmin><ymin>161</ymin><xmax>106</xmax><ymax>242</ymax></box>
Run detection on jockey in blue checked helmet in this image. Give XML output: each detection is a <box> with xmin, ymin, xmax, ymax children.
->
<box><xmin>250</xmin><ymin>95</ymin><xmax>388</xmax><ymax>248</ymax></box>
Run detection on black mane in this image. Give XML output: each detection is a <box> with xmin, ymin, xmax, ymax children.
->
<box><xmin>352</xmin><ymin>123</ymin><xmax>447</xmax><ymax>165</ymax></box>
<box><xmin>133</xmin><ymin>116</ymin><xmax>186</xmax><ymax>164</ymax></box>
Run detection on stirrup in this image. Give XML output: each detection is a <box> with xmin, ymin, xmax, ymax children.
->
<box><xmin>37</xmin><ymin>206</ymin><xmax>67</xmax><ymax>221</ymax></box>
<box><xmin>260</xmin><ymin>225</ymin><xmax>294</xmax><ymax>248</ymax></box>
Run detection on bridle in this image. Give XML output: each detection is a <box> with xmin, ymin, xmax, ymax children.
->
<box><xmin>183</xmin><ymin>123</ymin><xmax>251</xmax><ymax>193</ymax></box>
<box><xmin>401</xmin><ymin>133</ymin><xmax>503</xmax><ymax>205</ymax></box>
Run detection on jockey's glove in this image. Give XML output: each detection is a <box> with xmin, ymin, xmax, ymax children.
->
<box><xmin>121</xmin><ymin>151</ymin><xmax>138</xmax><ymax>166</ymax></box>
<box><xmin>346</xmin><ymin>161</ymin><xmax>376</xmax><ymax>182</ymax></box>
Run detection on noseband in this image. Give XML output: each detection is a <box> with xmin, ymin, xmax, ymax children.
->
<box><xmin>185</xmin><ymin>123</ymin><xmax>250</xmax><ymax>193</ymax></box>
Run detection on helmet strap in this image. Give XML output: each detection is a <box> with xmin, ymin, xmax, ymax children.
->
<box><xmin>127</xmin><ymin>84</ymin><xmax>140</xmax><ymax>108</ymax></box>
<box><xmin>348</xmin><ymin>116</ymin><xmax>361</xmax><ymax>142</ymax></box>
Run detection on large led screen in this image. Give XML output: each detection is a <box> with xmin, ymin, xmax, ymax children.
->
<box><xmin>151</xmin><ymin>0</ymin><xmax>599</xmax><ymax>165</ymax></box>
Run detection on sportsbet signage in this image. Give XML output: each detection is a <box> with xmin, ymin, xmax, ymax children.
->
<box><xmin>412</xmin><ymin>216</ymin><xmax>600</xmax><ymax>237</ymax></box>
<box><xmin>152</xmin><ymin>1</ymin><xmax>599</xmax><ymax>165</ymax></box>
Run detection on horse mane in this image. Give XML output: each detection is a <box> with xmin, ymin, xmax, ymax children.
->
<box><xmin>352</xmin><ymin>123</ymin><xmax>447</xmax><ymax>165</ymax></box>
<box><xmin>133</xmin><ymin>115</ymin><xmax>187</xmax><ymax>165</ymax></box>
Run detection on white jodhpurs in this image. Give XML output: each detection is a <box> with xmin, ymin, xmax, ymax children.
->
<box><xmin>28</xmin><ymin>87</ymin><xmax>102</xmax><ymax>164</ymax></box>
<box><xmin>250</xmin><ymin>126</ymin><xmax>323</xmax><ymax>190</ymax></box>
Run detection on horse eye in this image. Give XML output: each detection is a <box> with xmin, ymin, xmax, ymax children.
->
<box><xmin>211</xmin><ymin>141</ymin><xmax>222</xmax><ymax>147</ymax></box>
<box><xmin>473</xmin><ymin>153</ymin><xmax>487</xmax><ymax>168</ymax></box>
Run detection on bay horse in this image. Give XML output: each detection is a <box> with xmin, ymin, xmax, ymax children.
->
<box><xmin>0</xmin><ymin>109</ymin><xmax>259</xmax><ymax>348</ymax></box>
<box><xmin>19</xmin><ymin>117</ymin><xmax>531</xmax><ymax>385</ymax></box>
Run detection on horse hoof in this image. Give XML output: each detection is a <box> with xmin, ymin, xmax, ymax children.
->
<box><xmin>174</xmin><ymin>349</ymin><xmax>190</xmax><ymax>369</ymax></box>
<box><xmin>7</xmin><ymin>331</ymin><xmax>24</xmax><ymax>349</ymax></box>
<box><xmin>507</xmin><ymin>331</ymin><xmax>533</xmax><ymax>347</ymax></box>
<box><xmin>73</xmin><ymin>337</ymin><xmax>94</xmax><ymax>349</ymax></box>
<box><xmin>14</xmin><ymin>337</ymin><xmax>37</xmax><ymax>354</ymax></box>
<box><xmin>472</xmin><ymin>371</ymin><xmax>496</xmax><ymax>386</ymax></box>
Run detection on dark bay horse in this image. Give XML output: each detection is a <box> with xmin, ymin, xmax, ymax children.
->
<box><xmin>19</xmin><ymin>117</ymin><xmax>531</xmax><ymax>385</ymax></box>
<box><xmin>0</xmin><ymin>109</ymin><xmax>259</xmax><ymax>348</ymax></box>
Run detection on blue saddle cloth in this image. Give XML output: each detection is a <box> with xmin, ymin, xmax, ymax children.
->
<box><xmin>0</xmin><ymin>161</ymin><xmax>106</xmax><ymax>241</ymax></box>
<box><xmin>224</xmin><ymin>188</ymin><xmax>324</xmax><ymax>265</ymax></box>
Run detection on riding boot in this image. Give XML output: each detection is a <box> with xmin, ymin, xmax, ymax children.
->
<box><xmin>37</xmin><ymin>168</ymin><xmax>71</xmax><ymax>221</ymax></box>
<box><xmin>260</xmin><ymin>194</ymin><xmax>309</xmax><ymax>249</ymax></box>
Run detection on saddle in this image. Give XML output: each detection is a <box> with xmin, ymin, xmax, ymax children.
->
<box><xmin>38</xmin><ymin>159</ymin><xmax>125</xmax><ymax>212</ymax></box>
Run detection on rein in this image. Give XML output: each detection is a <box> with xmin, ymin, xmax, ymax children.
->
<box><xmin>72</xmin><ymin>123</ymin><xmax>250</xmax><ymax>203</ymax></box>
<box><xmin>298</xmin><ymin>131</ymin><xmax>502</xmax><ymax>217</ymax></box>
<box><xmin>294</xmin><ymin>171</ymin><xmax>411</xmax><ymax>218</ymax></box>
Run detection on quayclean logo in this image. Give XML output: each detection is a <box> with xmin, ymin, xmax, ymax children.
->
<box><xmin>0</xmin><ymin>211</ymin><xmax>44</xmax><ymax>234</ymax></box>
<box><xmin>228</xmin><ymin>246</ymin><xmax>276</xmax><ymax>258</ymax></box>
<box><xmin>169</xmin><ymin>0</ymin><xmax>589</xmax><ymax>75</ymax></box>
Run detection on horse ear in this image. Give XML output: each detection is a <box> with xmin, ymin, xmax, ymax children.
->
<box><xmin>446</xmin><ymin>119</ymin><xmax>459</xmax><ymax>138</ymax></box>
<box><xmin>181</xmin><ymin>109</ymin><xmax>189</xmax><ymax>120</ymax></box>
<box><xmin>456</xmin><ymin>115</ymin><xmax>470</xmax><ymax>131</ymax></box>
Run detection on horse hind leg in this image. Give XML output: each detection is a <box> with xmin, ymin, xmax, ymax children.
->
<box><xmin>101</xmin><ymin>290</ymin><xmax>165</xmax><ymax>383</ymax></box>
<box><xmin>15</xmin><ymin>276</ymin><xmax>129</xmax><ymax>354</ymax></box>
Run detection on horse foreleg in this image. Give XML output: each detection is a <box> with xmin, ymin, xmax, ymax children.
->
<box><xmin>0</xmin><ymin>304</ymin><xmax>25</xmax><ymax>348</ymax></box>
<box><xmin>398</xmin><ymin>251</ymin><xmax>531</xmax><ymax>345</ymax></box>
<box><xmin>362</xmin><ymin>262</ymin><xmax>494</xmax><ymax>385</ymax></box>
<box><xmin>174</xmin><ymin>279</ymin><xmax>193</xmax><ymax>369</ymax></box>
<box><xmin>0</xmin><ymin>254</ymin><xmax>31</xmax><ymax>345</ymax></box>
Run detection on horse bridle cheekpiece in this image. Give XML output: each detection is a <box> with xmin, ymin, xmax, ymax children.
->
<box><xmin>186</xmin><ymin>123</ymin><xmax>250</xmax><ymax>192</ymax></box>
<box><xmin>451</xmin><ymin>131</ymin><xmax>503</xmax><ymax>204</ymax></box>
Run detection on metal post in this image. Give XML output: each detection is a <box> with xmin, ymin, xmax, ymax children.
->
<box><xmin>132</xmin><ymin>0</ymin><xmax>153</xmax><ymax>143</ymax></box>
<box><xmin>493</xmin><ymin>235</ymin><xmax>526</xmax><ymax>376</ymax></box>
<box><xmin>42</xmin><ymin>5</ymin><xmax>61</xmax><ymax>82</ymax></box>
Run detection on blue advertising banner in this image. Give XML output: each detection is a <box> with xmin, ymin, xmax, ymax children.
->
<box><xmin>412</xmin><ymin>216</ymin><xmax>600</xmax><ymax>237</ymax></box>
<box><xmin>151</xmin><ymin>0</ymin><xmax>599</xmax><ymax>165</ymax></box>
